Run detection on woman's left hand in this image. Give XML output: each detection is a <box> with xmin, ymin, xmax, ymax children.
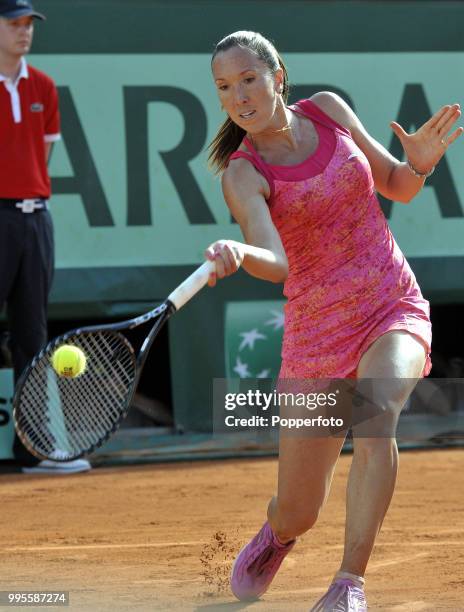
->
<box><xmin>390</xmin><ymin>103</ymin><xmax>463</xmax><ymax>175</ymax></box>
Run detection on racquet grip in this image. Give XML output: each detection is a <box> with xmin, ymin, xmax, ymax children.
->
<box><xmin>168</xmin><ymin>260</ymin><xmax>216</xmax><ymax>310</ymax></box>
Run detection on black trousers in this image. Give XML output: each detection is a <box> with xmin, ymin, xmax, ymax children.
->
<box><xmin>0</xmin><ymin>206</ymin><xmax>54</xmax><ymax>465</ymax></box>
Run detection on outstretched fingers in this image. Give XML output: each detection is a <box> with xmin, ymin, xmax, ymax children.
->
<box><xmin>444</xmin><ymin>126</ymin><xmax>464</xmax><ymax>147</ymax></box>
<box><xmin>436</xmin><ymin>104</ymin><xmax>461</xmax><ymax>135</ymax></box>
<box><xmin>424</xmin><ymin>105</ymin><xmax>453</xmax><ymax>131</ymax></box>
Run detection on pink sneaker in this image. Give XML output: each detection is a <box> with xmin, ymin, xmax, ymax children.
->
<box><xmin>230</xmin><ymin>521</ymin><xmax>295</xmax><ymax>601</ymax></box>
<box><xmin>310</xmin><ymin>578</ymin><xmax>367</xmax><ymax>611</ymax></box>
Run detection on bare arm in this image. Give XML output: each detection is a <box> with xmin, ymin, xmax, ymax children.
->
<box><xmin>205</xmin><ymin>158</ymin><xmax>288</xmax><ymax>285</ymax></box>
<box><xmin>311</xmin><ymin>91</ymin><xmax>462</xmax><ymax>203</ymax></box>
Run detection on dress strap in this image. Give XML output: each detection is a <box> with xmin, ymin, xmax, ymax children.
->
<box><xmin>228</xmin><ymin>148</ymin><xmax>275</xmax><ymax>202</ymax></box>
<box><xmin>291</xmin><ymin>98</ymin><xmax>351</xmax><ymax>137</ymax></box>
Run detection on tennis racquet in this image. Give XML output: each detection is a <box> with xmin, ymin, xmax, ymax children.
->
<box><xmin>13</xmin><ymin>260</ymin><xmax>215</xmax><ymax>462</ymax></box>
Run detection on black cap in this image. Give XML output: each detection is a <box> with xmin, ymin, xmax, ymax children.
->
<box><xmin>0</xmin><ymin>0</ymin><xmax>45</xmax><ymax>20</ymax></box>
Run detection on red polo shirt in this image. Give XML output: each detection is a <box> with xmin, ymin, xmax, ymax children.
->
<box><xmin>0</xmin><ymin>59</ymin><xmax>61</xmax><ymax>199</ymax></box>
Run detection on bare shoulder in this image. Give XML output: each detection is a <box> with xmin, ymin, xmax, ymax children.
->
<box><xmin>222</xmin><ymin>157</ymin><xmax>270</xmax><ymax>203</ymax></box>
<box><xmin>309</xmin><ymin>91</ymin><xmax>358</xmax><ymax>132</ymax></box>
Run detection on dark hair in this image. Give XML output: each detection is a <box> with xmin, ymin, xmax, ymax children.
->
<box><xmin>208</xmin><ymin>31</ymin><xmax>290</xmax><ymax>174</ymax></box>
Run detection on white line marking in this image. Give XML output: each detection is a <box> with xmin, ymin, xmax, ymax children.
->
<box><xmin>369</xmin><ymin>552</ymin><xmax>429</xmax><ymax>570</ymax></box>
<box><xmin>388</xmin><ymin>602</ymin><xmax>434</xmax><ymax>611</ymax></box>
<box><xmin>4</xmin><ymin>539</ymin><xmax>463</xmax><ymax>556</ymax></box>
<box><xmin>3</xmin><ymin>541</ymin><xmax>207</xmax><ymax>553</ymax></box>
<box><xmin>277</xmin><ymin>587</ymin><xmax>331</xmax><ymax>595</ymax></box>
<box><xmin>132</xmin><ymin>579</ymin><xmax>203</xmax><ymax>585</ymax></box>
<box><xmin>325</xmin><ymin>540</ymin><xmax>464</xmax><ymax>550</ymax></box>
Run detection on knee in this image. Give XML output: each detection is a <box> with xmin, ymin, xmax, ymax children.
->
<box><xmin>353</xmin><ymin>396</ymin><xmax>403</xmax><ymax>438</ymax></box>
<box><xmin>375</xmin><ymin>396</ymin><xmax>406</xmax><ymax>418</ymax></box>
<box><xmin>268</xmin><ymin>496</ymin><xmax>322</xmax><ymax>540</ymax></box>
<box><xmin>272</xmin><ymin>512</ymin><xmax>319</xmax><ymax>541</ymax></box>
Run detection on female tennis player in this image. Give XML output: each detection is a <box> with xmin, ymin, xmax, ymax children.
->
<box><xmin>205</xmin><ymin>31</ymin><xmax>462</xmax><ymax>610</ymax></box>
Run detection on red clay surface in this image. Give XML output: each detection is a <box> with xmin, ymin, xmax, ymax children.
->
<box><xmin>0</xmin><ymin>450</ymin><xmax>463</xmax><ymax>611</ymax></box>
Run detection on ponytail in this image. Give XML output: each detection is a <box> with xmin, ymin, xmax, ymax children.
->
<box><xmin>208</xmin><ymin>118</ymin><xmax>246</xmax><ymax>175</ymax></box>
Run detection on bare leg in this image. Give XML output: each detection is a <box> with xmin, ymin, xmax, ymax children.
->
<box><xmin>230</xmin><ymin>394</ymin><xmax>347</xmax><ymax>602</ymax></box>
<box><xmin>339</xmin><ymin>331</ymin><xmax>427</xmax><ymax>576</ymax></box>
<box><xmin>268</xmin><ymin>433</ymin><xmax>346</xmax><ymax>543</ymax></box>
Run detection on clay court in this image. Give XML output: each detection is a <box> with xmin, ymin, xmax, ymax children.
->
<box><xmin>0</xmin><ymin>449</ymin><xmax>462</xmax><ymax>611</ymax></box>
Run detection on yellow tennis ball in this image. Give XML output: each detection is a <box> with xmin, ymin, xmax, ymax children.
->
<box><xmin>51</xmin><ymin>345</ymin><xmax>87</xmax><ymax>378</ymax></box>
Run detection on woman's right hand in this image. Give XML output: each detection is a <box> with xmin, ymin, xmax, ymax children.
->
<box><xmin>205</xmin><ymin>240</ymin><xmax>246</xmax><ymax>287</ymax></box>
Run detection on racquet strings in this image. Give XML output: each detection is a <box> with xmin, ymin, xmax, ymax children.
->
<box><xmin>15</xmin><ymin>330</ymin><xmax>136</xmax><ymax>460</ymax></box>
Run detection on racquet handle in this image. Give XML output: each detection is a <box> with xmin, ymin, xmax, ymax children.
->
<box><xmin>168</xmin><ymin>260</ymin><xmax>216</xmax><ymax>310</ymax></box>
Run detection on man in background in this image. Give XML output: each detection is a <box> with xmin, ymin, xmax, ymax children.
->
<box><xmin>0</xmin><ymin>0</ymin><xmax>91</xmax><ymax>473</ymax></box>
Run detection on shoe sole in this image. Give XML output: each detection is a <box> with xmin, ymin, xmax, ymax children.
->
<box><xmin>22</xmin><ymin>467</ymin><xmax>91</xmax><ymax>474</ymax></box>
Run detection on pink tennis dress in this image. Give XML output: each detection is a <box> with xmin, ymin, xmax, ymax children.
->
<box><xmin>229</xmin><ymin>99</ymin><xmax>432</xmax><ymax>379</ymax></box>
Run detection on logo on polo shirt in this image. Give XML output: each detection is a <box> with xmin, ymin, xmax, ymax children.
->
<box><xmin>30</xmin><ymin>103</ymin><xmax>44</xmax><ymax>112</ymax></box>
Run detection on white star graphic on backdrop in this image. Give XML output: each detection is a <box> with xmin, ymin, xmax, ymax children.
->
<box><xmin>239</xmin><ymin>328</ymin><xmax>267</xmax><ymax>351</ymax></box>
<box><xmin>256</xmin><ymin>369</ymin><xmax>271</xmax><ymax>378</ymax></box>
<box><xmin>233</xmin><ymin>356</ymin><xmax>252</xmax><ymax>378</ymax></box>
<box><xmin>264</xmin><ymin>310</ymin><xmax>284</xmax><ymax>330</ymax></box>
